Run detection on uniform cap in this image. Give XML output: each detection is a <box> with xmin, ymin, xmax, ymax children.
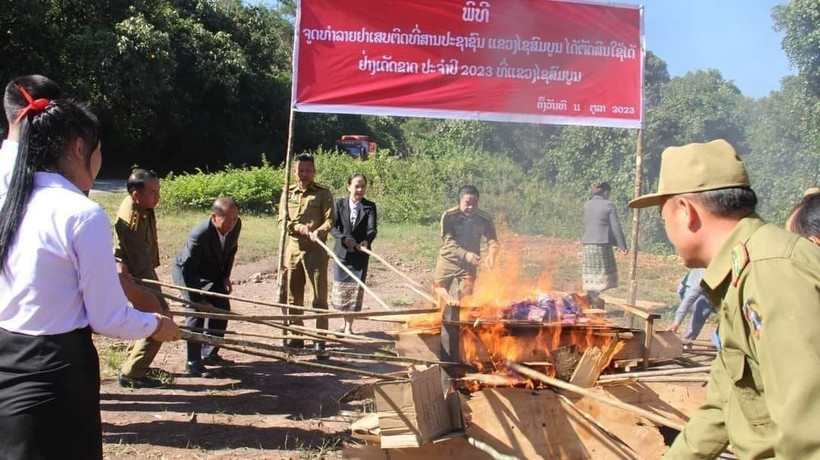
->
<box><xmin>629</xmin><ymin>139</ymin><xmax>750</xmax><ymax>208</ymax></box>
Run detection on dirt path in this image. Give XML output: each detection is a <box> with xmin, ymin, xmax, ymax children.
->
<box><xmin>98</xmin><ymin>236</ymin><xmax>686</xmax><ymax>459</ymax></box>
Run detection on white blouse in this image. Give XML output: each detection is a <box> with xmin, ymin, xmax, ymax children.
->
<box><xmin>0</xmin><ymin>139</ymin><xmax>18</xmax><ymax>196</ymax></box>
<box><xmin>0</xmin><ymin>171</ymin><xmax>158</xmax><ymax>338</ymax></box>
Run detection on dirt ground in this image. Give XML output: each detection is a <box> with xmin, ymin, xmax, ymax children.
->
<box><xmin>98</xmin><ymin>235</ymin><xmax>688</xmax><ymax>459</ymax></box>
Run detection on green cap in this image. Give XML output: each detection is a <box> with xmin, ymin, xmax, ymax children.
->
<box><xmin>629</xmin><ymin>139</ymin><xmax>750</xmax><ymax>209</ymax></box>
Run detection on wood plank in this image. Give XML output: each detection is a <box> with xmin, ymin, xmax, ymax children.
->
<box><xmin>612</xmin><ymin>331</ymin><xmax>682</xmax><ymax>363</ymax></box>
<box><xmin>599</xmin><ymin>295</ymin><xmax>666</xmax><ymax>309</ymax></box>
<box><xmin>571</xmin><ymin>340</ymin><xmax>623</xmax><ymax>388</ymax></box>
<box><xmin>344</xmin><ymin>436</ymin><xmax>489</xmax><ymax>459</ymax></box>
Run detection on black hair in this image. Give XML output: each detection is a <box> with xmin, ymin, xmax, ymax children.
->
<box><xmin>211</xmin><ymin>196</ymin><xmax>238</xmax><ymax>216</ymax></box>
<box><xmin>347</xmin><ymin>172</ymin><xmax>367</xmax><ymax>185</ymax></box>
<box><xmin>592</xmin><ymin>182</ymin><xmax>611</xmax><ymax>197</ymax></box>
<box><xmin>790</xmin><ymin>193</ymin><xmax>820</xmax><ymax>239</ymax></box>
<box><xmin>3</xmin><ymin>75</ymin><xmax>61</xmax><ymax>126</ymax></box>
<box><xmin>295</xmin><ymin>153</ymin><xmax>314</xmax><ymax>164</ymax></box>
<box><xmin>458</xmin><ymin>185</ymin><xmax>479</xmax><ymax>201</ymax></box>
<box><xmin>126</xmin><ymin>168</ymin><xmax>159</xmax><ymax>193</ymax></box>
<box><xmin>0</xmin><ymin>99</ymin><xmax>99</xmax><ymax>269</ymax></box>
<box><xmin>687</xmin><ymin>187</ymin><xmax>757</xmax><ymax>218</ymax></box>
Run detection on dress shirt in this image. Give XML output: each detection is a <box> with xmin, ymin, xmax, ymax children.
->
<box><xmin>0</xmin><ymin>171</ymin><xmax>158</xmax><ymax>338</ymax></box>
<box><xmin>0</xmin><ymin>139</ymin><xmax>19</xmax><ymax>196</ymax></box>
<box><xmin>349</xmin><ymin>197</ymin><xmax>361</xmax><ymax>224</ymax></box>
<box><xmin>218</xmin><ymin>231</ymin><xmax>227</xmax><ymax>249</ymax></box>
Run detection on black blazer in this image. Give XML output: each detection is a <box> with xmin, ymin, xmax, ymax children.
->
<box><xmin>172</xmin><ymin>217</ymin><xmax>242</xmax><ymax>305</ymax></box>
<box><xmin>330</xmin><ymin>197</ymin><xmax>377</xmax><ymax>268</ymax></box>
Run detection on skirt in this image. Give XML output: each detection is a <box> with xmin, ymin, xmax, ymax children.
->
<box><xmin>0</xmin><ymin>326</ymin><xmax>102</xmax><ymax>459</ymax></box>
<box><xmin>582</xmin><ymin>244</ymin><xmax>619</xmax><ymax>292</ymax></box>
<box><xmin>331</xmin><ymin>263</ymin><xmax>367</xmax><ymax>312</ymax></box>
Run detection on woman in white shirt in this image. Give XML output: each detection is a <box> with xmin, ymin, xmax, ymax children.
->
<box><xmin>0</xmin><ymin>94</ymin><xmax>180</xmax><ymax>459</ymax></box>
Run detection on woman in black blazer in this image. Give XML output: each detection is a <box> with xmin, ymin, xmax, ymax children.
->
<box><xmin>329</xmin><ymin>173</ymin><xmax>378</xmax><ymax>334</ymax></box>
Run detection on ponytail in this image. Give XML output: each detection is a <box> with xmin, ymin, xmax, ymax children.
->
<box><xmin>0</xmin><ymin>99</ymin><xmax>99</xmax><ymax>270</ymax></box>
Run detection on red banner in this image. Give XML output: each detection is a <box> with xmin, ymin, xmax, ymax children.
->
<box><xmin>293</xmin><ymin>0</ymin><xmax>643</xmax><ymax>128</ymax></box>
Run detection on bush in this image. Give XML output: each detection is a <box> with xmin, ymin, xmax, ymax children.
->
<box><xmin>162</xmin><ymin>159</ymin><xmax>284</xmax><ymax>213</ymax></box>
<box><xmin>159</xmin><ymin>149</ymin><xmax>606</xmax><ymax>241</ymax></box>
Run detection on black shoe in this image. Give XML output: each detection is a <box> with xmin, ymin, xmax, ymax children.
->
<box><xmin>118</xmin><ymin>373</ymin><xmax>165</xmax><ymax>389</ymax></box>
<box><xmin>185</xmin><ymin>361</ymin><xmax>212</xmax><ymax>378</ymax></box>
<box><xmin>314</xmin><ymin>342</ymin><xmax>330</xmax><ymax>361</ymax></box>
<box><xmin>201</xmin><ymin>354</ymin><xmax>233</xmax><ymax>366</ymax></box>
<box><xmin>284</xmin><ymin>339</ymin><xmax>305</xmax><ymax>349</ymax></box>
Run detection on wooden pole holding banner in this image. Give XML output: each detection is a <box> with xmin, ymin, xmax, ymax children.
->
<box><xmin>625</xmin><ymin>128</ymin><xmax>644</xmax><ymax>329</ymax></box>
<box><xmin>276</xmin><ymin>25</ymin><xmax>302</xmax><ymax>306</ymax></box>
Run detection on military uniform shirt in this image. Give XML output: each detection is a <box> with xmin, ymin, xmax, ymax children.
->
<box><xmin>436</xmin><ymin>206</ymin><xmax>499</xmax><ymax>274</ymax></box>
<box><xmin>666</xmin><ymin>214</ymin><xmax>820</xmax><ymax>459</ymax></box>
<box><xmin>282</xmin><ymin>181</ymin><xmax>334</xmax><ymax>253</ymax></box>
<box><xmin>114</xmin><ymin>195</ymin><xmax>160</xmax><ymax>280</ymax></box>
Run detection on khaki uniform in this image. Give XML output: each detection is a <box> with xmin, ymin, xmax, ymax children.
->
<box><xmin>114</xmin><ymin>196</ymin><xmax>170</xmax><ymax>378</ymax></box>
<box><xmin>666</xmin><ymin>215</ymin><xmax>820</xmax><ymax>459</ymax></box>
<box><xmin>281</xmin><ymin>182</ymin><xmax>334</xmax><ymax>330</ymax></box>
<box><xmin>433</xmin><ymin>206</ymin><xmax>499</xmax><ymax>297</ymax></box>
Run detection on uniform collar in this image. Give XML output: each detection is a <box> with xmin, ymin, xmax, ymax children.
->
<box><xmin>702</xmin><ymin>213</ymin><xmax>766</xmax><ymax>291</ymax></box>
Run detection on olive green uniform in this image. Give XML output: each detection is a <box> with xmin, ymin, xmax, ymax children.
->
<box><xmin>433</xmin><ymin>206</ymin><xmax>499</xmax><ymax>297</ymax></box>
<box><xmin>666</xmin><ymin>215</ymin><xmax>820</xmax><ymax>459</ymax></box>
<box><xmin>114</xmin><ymin>196</ymin><xmax>170</xmax><ymax>379</ymax></box>
<box><xmin>282</xmin><ymin>182</ymin><xmax>334</xmax><ymax>330</ymax></box>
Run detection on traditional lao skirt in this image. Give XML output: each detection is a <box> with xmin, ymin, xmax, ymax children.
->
<box><xmin>331</xmin><ymin>264</ymin><xmax>367</xmax><ymax>312</ymax></box>
<box><xmin>582</xmin><ymin>244</ymin><xmax>618</xmax><ymax>291</ymax></box>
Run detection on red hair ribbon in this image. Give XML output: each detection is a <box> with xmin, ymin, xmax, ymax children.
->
<box><xmin>14</xmin><ymin>85</ymin><xmax>50</xmax><ymax>123</ymax></box>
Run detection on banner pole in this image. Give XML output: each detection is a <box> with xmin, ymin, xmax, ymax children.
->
<box><xmin>625</xmin><ymin>128</ymin><xmax>643</xmax><ymax>328</ymax></box>
<box><xmin>276</xmin><ymin>18</ymin><xmax>301</xmax><ymax>305</ymax></box>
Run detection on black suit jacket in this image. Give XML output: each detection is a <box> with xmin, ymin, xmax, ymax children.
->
<box><xmin>172</xmin><ymin>217</ymin><xmax>242</xmax><ymax>306</ymax></box>
<box><xmin>330</xmin><ymin>197</ymin><xmax>377</xmax><ymax>269</ymax></box>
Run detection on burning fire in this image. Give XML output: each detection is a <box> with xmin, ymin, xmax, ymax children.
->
<box><xmin>408</xmin><ymin>236</ymin><xmax>624</xmax><ymax>390</ymax></box>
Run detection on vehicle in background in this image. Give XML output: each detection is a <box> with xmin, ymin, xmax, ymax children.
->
<box><xmin>335</xmin><ymin>135</ymin><xmax>376</xmax><ymax>160</ymax></box>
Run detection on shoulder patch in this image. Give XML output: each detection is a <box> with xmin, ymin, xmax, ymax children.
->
<box><xmin>743</xmin><ymin>298</ymin><xmax>763</xmax><ymax>339</ymax></box>
<box><xmin>731</xmin><ymin>242</ymin><xmax>749</xmax><ymax>287</ymax></box>
<box><xmin>128</xmin><ymin>210</ymin><xmax>140</xmax><ymax>231</ymax></box>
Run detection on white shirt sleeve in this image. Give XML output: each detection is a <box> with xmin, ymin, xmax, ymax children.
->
<box><xmin>73</xmin><ymin>210</ymin><xmax>158</xmax><ymax>340</ymax></box>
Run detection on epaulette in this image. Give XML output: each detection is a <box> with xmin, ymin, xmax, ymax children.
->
<box><xmin>442</xmin><ymin>206</ymin><xmax>461</xmax><ymax>217</ymax></box>
<box><xmin>730</xmin><ymin>242</ymin><xmax>749</xmax><ymax>287</ymax></box>
<box><xmin>127</xmin><ymin>210</ymin><xmax>140</xmax><ymax>231</ymax></box>
<box><xmin>311</xmin><ymin>182</ymin><xmax>329</xmax><ymax>190</ymax></box>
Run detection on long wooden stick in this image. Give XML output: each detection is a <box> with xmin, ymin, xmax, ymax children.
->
<box><xmin>181</xmin><ymin>331</ymin><xmax>403</xmax><ymax>381</ymax></box>
<box><xmin>507</xmin><ymin>361</ymin><xmax>685</xmax><ymax>431</ymax></box>
<box><xmin>598</xmin><ymin>366</ymin><xmax>711</xmax><ymax>380</ymax></box>
<box><xmin>599</xmin><ymin>376</ymin><xmax>710</xmax><ymax>384</ymax></box>
<box><xmin>136</xmin><ymin>277</ymin><xmax>326</xmax><ymax>314</ymax></box>
<box><xmin>312</xmin><ymin>237</ymin><xmax>392</xmax><ymax>311</ymax></box>
<box><xmin>358</xmin><ymin>246</ymin><xmax>437</xmax><ymax>304</ymax></box>
<box><xmin>169</xmin><ymin>308</ymin><xmax>437</xmax><ymax>322</ymax></box>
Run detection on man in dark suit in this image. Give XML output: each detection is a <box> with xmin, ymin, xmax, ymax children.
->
<box><xmin>173</xmin><ymin>197</ymin><xmax>242</xmax><ymax>378</ymax></box>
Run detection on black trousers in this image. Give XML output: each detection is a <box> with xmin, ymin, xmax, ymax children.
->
<box><xmin>0</xmin><ymin>327</ymin><xmax>102</xmax><ymax>460</ymax></box>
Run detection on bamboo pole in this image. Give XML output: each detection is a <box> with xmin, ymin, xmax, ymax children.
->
<box><xmin>599</xmin><ymin>376</ymin><xmax>710</xmax><ymax>384</ymax></box>
<box><xmin>625</xmin><ymin>128</ymin><xmax>644</xmax><ymax>329</ymax></box>
<box><xmin>275</xmin><ymin>22</ymin><xmax>301</xmax><ymax>306</ymax></box>
<box><xmin>358</xmin><ymin>246</ymin><xmax>437</xmax><ymax>305</ymax></box>
<box><xmin>598</xmin><ymin>365</ymin><xmax>711</xmax><ymax>380</ymax></box>
<box><xmin>182</xmin><ymin>331</ymin><xmax>403</xmax><ymax>381</ymax></box>
<box><xmin>137</xmin><ymin>277</ymin><xmax>327</xmax><ymax>314</ymax></box>
<box><xmin>168</xmin><ymin>307</ymin><xmax>437</xmax><ymax>322</ymax></box>
<box><xmin>312</xmin><ymin>236</ymin><xmax>392</xmax><ymax>311</ymax></box>
<box><xmin>507</xmin><ymin>361</ymin><xmax>685</xmax><ymax>431</ymax></box>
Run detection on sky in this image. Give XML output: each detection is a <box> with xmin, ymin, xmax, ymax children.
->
<box><xmin>620</xmin><ymin>0</ymin><xmax>793</xmax><ymax>98</ymax></box>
